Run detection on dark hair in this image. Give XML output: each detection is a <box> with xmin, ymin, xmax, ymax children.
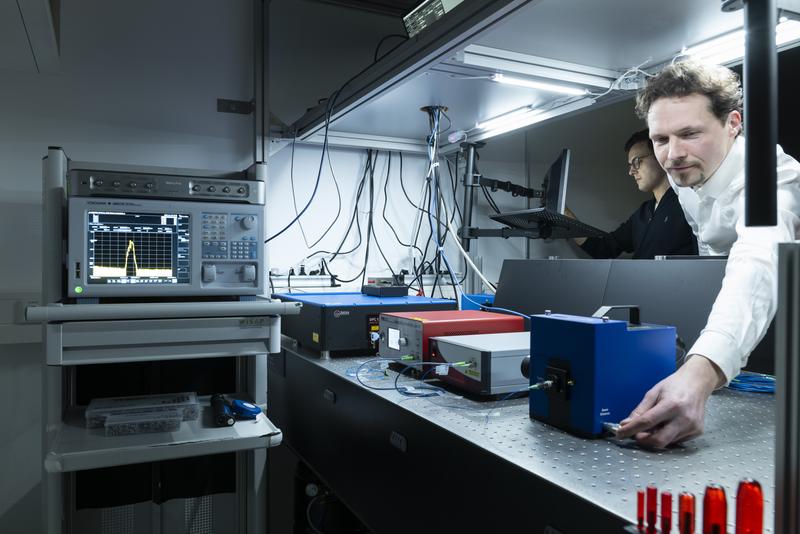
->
<box><xmin>624</xmin><ymin>128</ymin><xmax>652</xmax><ymax>154</ymax></box>
<box><xmin>635</xmin><ymin>60</ymin><xmax>743</xmax><ymax>122</ymax></box>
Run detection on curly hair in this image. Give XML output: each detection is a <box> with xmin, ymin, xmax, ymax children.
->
<box><xmin>635</xmin><ymin>60</ymin><xmax>743</xmax><ymax>123</ymax></box>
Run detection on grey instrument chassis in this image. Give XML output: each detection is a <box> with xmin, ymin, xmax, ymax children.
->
<box><xmin>67</xmin><ymin>166</ymin><xmax>266</xmax><ymax>298</ymax></box>
<box><xmin>430</xmin><ymin>331</ymin><xmax>530</xmax><ymax>395</ymax></box>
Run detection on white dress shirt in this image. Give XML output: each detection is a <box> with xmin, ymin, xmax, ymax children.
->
<box><xmin>671</xmin><ymin>136</ymin><xmax>800</xmax><ymax>383</ymax></box>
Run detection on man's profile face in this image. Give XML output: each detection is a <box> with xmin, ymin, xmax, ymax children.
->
<box><xmin>627</xmin><ymin>141</ymin><xmax>665</xmax><ymax>194</ymax></box>
<box><xmin>647</xmin><ymin>93</ymin><xmax>741</xmax><ymax>188</ymax></box>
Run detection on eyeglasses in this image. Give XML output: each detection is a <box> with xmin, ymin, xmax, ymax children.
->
<box><xmin>628</xmin><ymin>153</ymin><xmax>653</xmax><ymax>171</ymax></box>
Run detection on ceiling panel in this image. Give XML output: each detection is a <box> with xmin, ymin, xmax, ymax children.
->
<box><xmin>300</xmin><ymin>0</ymin><xmax>754</xmax><ymax>150</ymax></box>
<box><xmin>330</xmin><ymin>68</ymin><xmax>565</xmax><ymax>139</ymax></box>
<box><xmin>472</xmin><ymin>0</ymin><xmax>744</xmax><ymax>71</ymax></box>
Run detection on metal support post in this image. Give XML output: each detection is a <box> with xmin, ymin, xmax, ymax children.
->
<box><xmin>42</xmin><ymin>147</ymin><xmax>67</xmax><ymax>534</ymax></box>
<box><xmin>776</xmin><ymin>244</ymin><xmax>800</xmax><ymax>534</ymax></box>
<box><xmin>460</xmin><ymin>143</ymin><xmax>480</xmax><ymax>252</ymax></box>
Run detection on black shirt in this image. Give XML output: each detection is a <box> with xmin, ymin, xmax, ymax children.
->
<box><xmin>580</xmin><ymin>188</ymin><xmax>697</xmax><ymax>259</ymax></box>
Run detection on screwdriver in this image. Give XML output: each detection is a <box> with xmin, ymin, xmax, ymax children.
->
<box><xmin>735</xmin><ymin>479</ymin><xmax>763</xmax><ymax>534</ymax></box>
<box><xmin>703</xmin><ymin>484</ymin><xmax>727</xmax><ymax>534</ymax></box>
<box><xmin>679</xmin><ymin>492</ymin><xmax>696</xmax><ymax>534</ymax></box>
<box><xmin>647</xmin><ymin>485</ymin><xmax>658</xmax><ymax>532</ymax></box>
<box><xmin>661</xmin><ymin>491</ymin><xmax>672</xmax><ymax>533</ymax></box>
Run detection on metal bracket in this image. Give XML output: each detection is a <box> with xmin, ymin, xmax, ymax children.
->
<box><xmin>459</xmin><ymin>226</ymin><xmax>543</xmax><ymax>239</ymax></box>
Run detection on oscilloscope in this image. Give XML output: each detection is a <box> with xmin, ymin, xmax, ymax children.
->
<box><xmin>66</xmin><ymin>164</ymin><xmax>266</xmax><ymax>298</ymax></box>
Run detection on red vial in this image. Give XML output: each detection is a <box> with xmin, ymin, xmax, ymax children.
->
<box><xmin>735</xmin><ymin>479</ymin><xmax>763</xmax><ymax>534</ymax></box>
<box><xmin>679</xmin><ymin>492</ymin><xmax>696</xmax><ymax>534</ymax></box>
<box><xmin>703</xmin><ymin>484</ymin><xmax>727</xmax><ymax>534</ymax></box>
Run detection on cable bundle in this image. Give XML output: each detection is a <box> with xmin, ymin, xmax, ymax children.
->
<box><xmin>727</xmin><ymin>372</ymin><xmax>775</xmax><ymax>394</ymax></box>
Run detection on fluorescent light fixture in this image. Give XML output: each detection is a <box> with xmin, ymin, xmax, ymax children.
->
<box><xmin>492</xmin><ymin>73</ymin><xmax>587</xmax><ymax>96</ymax></box>
<box><xmin>684</xmin><ymin>18</ymin><xmax>800</xmax><ymax>64</ymax></box>
<box><xmin>459</xmin><ymin>45</ymin><xmax>617</xmax><ymax>89</ymax></box>
<box><xmin>474</xmin><ymin>97</ymin><xmax>595</xmax><ymax>141</ymax></box>
<box><xmin>475</xmin><ymin>105</ymin><xmax>540</xmax><ymax>131</ymax></box>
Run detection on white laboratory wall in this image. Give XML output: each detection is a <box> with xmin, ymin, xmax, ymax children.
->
<box><xmin>266</xmin><ymin>130</ymin><xmax>530</xmax><ymax>294</ymax></box>
<box><xmin>267</xmin><ymin>144</ymin><xmax>460</xmax><ymax>294</ymax></box>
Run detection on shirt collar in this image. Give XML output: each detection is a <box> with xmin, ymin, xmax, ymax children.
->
<box><xmin>691</xmin><ymin>136</ymin><xmax>744</xmax><ymax>201</ymax></box>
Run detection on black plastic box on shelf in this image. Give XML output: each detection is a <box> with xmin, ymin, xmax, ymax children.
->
<box><xmin>273</xmin><ymin>292</ymin><xmax>456</xmax><ymax>356</ymax></box>
<box><xmin>360</xmin><ymin>284</ymin><xmax>408</xmax><ymax>297</ymax></box>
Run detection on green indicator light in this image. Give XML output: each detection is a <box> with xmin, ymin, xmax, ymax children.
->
<box><xmin>75</xmin><ymin>286</ymin><xmax>84</xmax><ymax>294</ymax></box>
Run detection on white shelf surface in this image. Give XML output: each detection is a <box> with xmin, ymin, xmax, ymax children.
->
<box><xmin>45</xmin><ymin>400</ymin><xmax>281</xmax><ymax>473</ymax></box>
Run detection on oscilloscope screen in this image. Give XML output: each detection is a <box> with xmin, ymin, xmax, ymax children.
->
<box><xmin>87</xmin><ymin>211</ymin><xmax>191</xmax><ymax>285</ymax></box>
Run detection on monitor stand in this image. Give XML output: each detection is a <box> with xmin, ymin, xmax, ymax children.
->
<box><xmin>490</xmin><ymin>207</ymin><xmax>606</xmax><ymax>239</ymax></box>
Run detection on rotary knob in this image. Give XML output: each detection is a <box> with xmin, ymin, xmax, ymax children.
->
<box><xmin>128</xmin><ymin>181</ymin><xmax>138</xmax><ymax>188</ymax></box>
<box><xmin>207</xmin><ymin>185</ymin><xmax>216</xmax><ymax>193</ymax></box>
<box><xmin>94</xmin><ymin>179</ymin><xmax>104</xmax><ymax>187</ymax></box>
<box><xmin>222</xmin><ymin>186</ymin><xmax>230</xmax><ymax>193</ymax></box>
<box><xmin>192</xmin><ymin>184</ymin><xmax>201</xmax><ymax>192</ymax></box>
<box><xmin>240</xmin><ymin>215</ymin><xmax>256</xmax><ymax>230</ymax></box>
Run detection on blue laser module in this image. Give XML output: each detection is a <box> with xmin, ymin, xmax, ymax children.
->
<box><xmin>528</xmin><ymin>307</ymin><xmax>676</xmax><ymax>438</ymax></box>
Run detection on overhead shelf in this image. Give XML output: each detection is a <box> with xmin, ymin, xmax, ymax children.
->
<box><xmin>287</xmin><ymin>0</ymin><xmax>758</xmax><ymax>153</ymax></box>
<box><xmin>45</xmin><ymin>399</ymin><xmax>281</xmax><ymax>473</ymax></box>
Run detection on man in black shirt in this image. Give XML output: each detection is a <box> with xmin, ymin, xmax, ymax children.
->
<box><xmin>575</xmin><ymin>129</ymin><xmax>697</xmax><ymax>259</ymax></box>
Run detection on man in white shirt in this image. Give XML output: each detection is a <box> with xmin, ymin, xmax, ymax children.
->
<box><xmin>616</xmin><ymin>60</ymin><xmax>800</xmax><ymax>448</ymax></box>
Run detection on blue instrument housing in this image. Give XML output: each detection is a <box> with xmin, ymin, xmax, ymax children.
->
<box><xmin>529</xmin><ymin>313</ymin><xmax>676</xmax><ymax>437</ymax></box>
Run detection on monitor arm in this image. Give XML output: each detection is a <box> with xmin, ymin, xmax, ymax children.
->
<box><xmin>476</xmin><ymin>176</ymin><xmax>543</xmax><ymax>199</ymax></box>
<box><xmin>458</xmin><ymin>142</ymin><xmax>543</xmax><ymax>251</ymax></box>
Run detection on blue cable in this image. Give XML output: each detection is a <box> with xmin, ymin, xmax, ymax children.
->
<box><xmin>351</xmin><ymin>357</ymin><xmax>465</xmax><ymax>397</ymax></box>
<box><xmin>727</xmin><ymin>372</ymin><xmax>775</xmax><ymax>394</ymax></box>
<box><xmin>393</xmin><ymin>366</ymin><xmax>445</xmax><ymax>398</ymax></box>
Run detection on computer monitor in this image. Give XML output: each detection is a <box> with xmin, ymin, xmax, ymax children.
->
<box><xmin>541</xmin><ymin>148</ymin><xmax>570</xmax><ymax>215</ymax></box>
<box><xmin>490</xmin><ymin>147</ymin><xmax>604</xmax><ymax>239</ymax></box>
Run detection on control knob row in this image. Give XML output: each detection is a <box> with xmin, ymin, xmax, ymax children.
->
<box><xmin>192</xmin><ymin>184</ymin><xmax>247</xmax><ymax>194</ymax></box>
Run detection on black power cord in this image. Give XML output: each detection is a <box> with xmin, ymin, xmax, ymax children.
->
<box><xmin>373</xmin><ymin>33</ymin><xmax>409</xmax><ymax>62</ymax></box>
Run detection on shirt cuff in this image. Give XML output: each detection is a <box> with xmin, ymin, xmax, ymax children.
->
<box><xmin>687</xmin><ymin>330</ymin><xmax>743</xmax><ymax>386</ymax></box>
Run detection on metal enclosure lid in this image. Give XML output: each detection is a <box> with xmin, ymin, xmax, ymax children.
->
<box><xmin>532</xmin><ymin>312</ymin><xmax>673</xmax><ymax>331</ymax></box>
<box><xmin>432</xmin><ymin>330</ymin><xmax>530</xmax><ymax>358</ymax></box>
